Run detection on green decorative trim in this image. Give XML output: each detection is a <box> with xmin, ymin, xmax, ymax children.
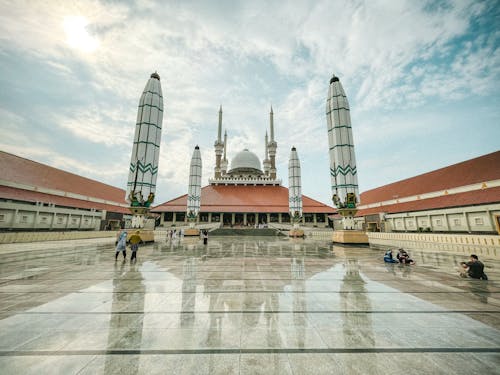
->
<box><xmin>326</xmin><ymin>107</ymin><xmax>350</xmax><ymax>115</ymax></box>
<box><xmin>332</xmin><ymin>184</ymin><xmax>358</xmax><ymax>188</ymax></box>
<box><xmin>136</xmin><ymin>121</ymin><xmax>162</xmax><ymax>130</ymax></box>
<box><xmin>133</xmin><ymin>141</ymin><xmax>160</xmax><ymax>148</ymax></box>
<box><xmin>142</xmin><ymin>90</ymin><xmax>163</xmax><ymax>98</ymax></box>
<box><xmin>326</xmin><ymin>93</ymin><xmax>347</xmax><ymax>99</ymax></box>
<box><xmin>331</xmin><ymin>165</ymin><xmax>357</xmax><ymax>177</ymax></box>
<box><xmin>129</xmin><ymin>161</ymin><xmax>158</xmax><ymax>174</ymax></box>
<box><xmin>328</xmin><ymin>125</ymin><xmax>352</xmax><ymax>132</ymax></box>
<box><xmin>127</xmin><ymin>181</ymin><xmax>156</xmax><ymax>187</ymax></box>
<box><xmin>329</xmin><ymin>144</ymin><xmax>354</xmax><ymax>150</ymax></box>
<box><xmin>138</xmin><ymin>103</ymin><xmax>163</xmax><ymax>112</ymax></box>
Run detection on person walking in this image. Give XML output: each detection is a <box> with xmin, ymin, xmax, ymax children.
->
<box><xmin>115</xmin><ymin>230</ymin><xmax>127</xmax><ymax>261</ymax></box>
<box><xmin>203</xmin><ymin>230</ymin><xmax>208</xmax><ymax>245</ymax></box>
<box><xmin>129</xmin><ymin>231</ymin><xmax>143</xmax><ymax>262</ymax></box>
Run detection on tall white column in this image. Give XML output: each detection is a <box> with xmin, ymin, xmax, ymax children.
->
<box><xmin>126</xmin><ymin>72</ymin><xmax>163</xmax><ymax>211</ymax></box>
<box><xmin>326</xmin><ymin>74</ymin><xmax>359</xmax><ymax>230</ymax></box>
<box><xmin>288</xmin><ymin>147</ymin><xmax>303</xmax><ymax>227</ymax></box>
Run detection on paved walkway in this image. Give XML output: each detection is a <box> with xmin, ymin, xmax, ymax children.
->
<box><xmin>0</xmin><ymin>237</ymin><xmax>499</xmax><ymax>374</ymax></box>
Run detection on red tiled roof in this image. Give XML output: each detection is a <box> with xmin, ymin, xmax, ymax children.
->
<box><xmin>0</xmin><ymin>185</ymin><xmax>130</xmax><ymax>214</ymax></box>
<box><xmin>0</xmin><ymin>151</ymin><xmax>127</xmax><ymax>205</ymax></box>
<box><xmin>152</xmin><ymin>185</ymin><xmax>334</xmax><ymax>213</ymax></box>
<box><xmin>357</xmin><ymin>186</ymin><xmax>500</xmax><ymax>216</ymax></box>
<box><xmin>360</xmin><ymin>151</ymin><xmax>500</xmax><ymax>205</ymax></box>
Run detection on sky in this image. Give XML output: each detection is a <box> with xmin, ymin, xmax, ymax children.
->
<box><xmin>0</xmin><ymin>0</ymin><xmax>499</xmax><ymax>206</ymax></box>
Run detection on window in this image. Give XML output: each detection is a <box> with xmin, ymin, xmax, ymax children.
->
<box><xmin>84</xmin><ymin>219</ymin><xmax>89</xmax><ymax>224</ymax></box>
<box><xmin>0</xmin><ymin>214</ymin><xmax>4</xmax><ymax>222</ymax></box>
<box><xmin>304</xmin><ymin>214</ymin><xmax>314</xmax><ymax>223</ymax></box>
<box><xmin>453</xmin><ymin>219</ymin><xmax>461</xmax><ymax>226</ymax></box>
<box><xmin>21</xmin><ymin>215</ymin><xmax>28</xmax><ymax>223</ymax></box>
<box><xmin>435</xmin><ymin>219</ymin><xmax>442</xmax><ymax>226</ymax></box>
<box><xmin>421</xmin><ymin>220</ymin><xmax>427</xmax><ymax>226</ymax></box>
<box><xmin>72</xmin><ymin>218</ymin><xmax>77</xmax><ymax>224</ymax></box>
<box><xmin>396</xmin><ymin>221</ymin><xmax>403</xmax><ymax>228</ymax></box>
<box><xmin>57</xmin><ymin>217</ymin><xmax>63</xmax><ymax>224</ymax></box>
<box><xmin>40</xmin><ymin>217</ymin><xmax>48</xmax><ymax>223</ymax></box>
<box><xmin>474</xmin><ymin>218</ymin><xmax>484</xmax><ymax>225</ymax></box>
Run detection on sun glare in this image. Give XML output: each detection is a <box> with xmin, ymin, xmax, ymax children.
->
<box><xmin>63</xmin><ymin>16</ymin><xmax>98</xmax><ymax>53</ymax></box>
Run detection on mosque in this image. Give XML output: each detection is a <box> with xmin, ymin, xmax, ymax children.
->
<box><xmin>152</xmin><ymin>107</ymin><xmax>335</xmax><ymax>227</ymax></box>
<box><xmin>0</xmin><ymin>71</ymin><xmax>498</xmax><ymax>236</ymax></box>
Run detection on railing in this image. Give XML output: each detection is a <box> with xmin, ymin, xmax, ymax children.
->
<box><xmin>0</xmin><ymin>230</ymin><xmax>116</xmax><ymax>244</ymax></box>
<box><xmin>368</xmin><ymin>232</ymin><xmax>500</xmax><ymax>259</ymax></box>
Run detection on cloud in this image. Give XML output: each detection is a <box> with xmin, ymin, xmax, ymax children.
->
<box><xmin>52</xmin><ymin>106</ymin><xmax>133</xmax><ymax>147</ymax></box>
<box><xmin>0</xmin><ymin>106</ymin><xmax>126</xmax><ymax>185</ymax></box>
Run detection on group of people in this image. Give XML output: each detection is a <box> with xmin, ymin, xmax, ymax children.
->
<box><xmin>166</xmin><ymin>229</ymin><xmax>183</xmax><ymax>241</ymax></box>
<box><xmin>383</xmin><ymin>248</ymin><xmax>489</xmax><ymax>281</ymax></box>
<box><xmin>115</xmin><ymin>230</ymin><xmax>143</xmax><ymax>262</ymax></box>
<box><xmin>384</xmin><ymin>248</ymin><xmax>415</xmax><ymax>265</ymax></box>
<box><xmin>115</xmin><ymin>227</ymin><xmax>210</xmax><ymax>262</ymax></box>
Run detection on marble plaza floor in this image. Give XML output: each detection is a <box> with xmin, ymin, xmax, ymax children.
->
<box><xmin>0</xmin><ymin>236</ymin><xmax>499</xmax><ymax>374</ymax></box>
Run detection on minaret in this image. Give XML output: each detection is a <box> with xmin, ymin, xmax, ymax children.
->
<box><xmin>288</xmin><ymin>146</ymin><xmax>303</xmax><ymax>237</ymax></box>
<box><xmin>263</xmin><ymin>132</ymin><xmax>271</xmax><ymax>176</ymax></box>
<box><xmin>186</xmin><ymin>145</ymin><xmax>202</xmax><ymax>234</ymax></box>
<box><xmin>214</xmin><ymin>106</ymin><xmax>224</xmax><ymax>178</ymax></box>
<box><xmin>126</xmin><ymin>72</ymin><xmax>163</xmax><ymax>228</ymax></box>
<box><xmin>326</xmin><ymin>74</ymin><xmax>359</xmax><ymax>230</ymax></box>
<box><xmin>221</xmin><ymin>130</ymin><xmax>228</xmax><ymax>175</ymax></box>
<box><xmin>267</xmin><ymin>106</ymin><xmax>277</xmax><ymax>179</ymax></box>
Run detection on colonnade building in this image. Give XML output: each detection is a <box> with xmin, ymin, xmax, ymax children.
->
<box><xmin>0</xmin><ymin>151</ymin><xmax>130</xmax><ymax>231</ymax></box>
<box><xmin>152</xmin><ymin>108</ymin><xmax>335</xmax><ymax>227</ymax></box>
<box><xmin>356</xmin><ymin>151</ymin><xmax>500</xmax><ymax>234</ymax></box>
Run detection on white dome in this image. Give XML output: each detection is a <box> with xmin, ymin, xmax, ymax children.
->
<box><xmin>229</xmin><ymin>149</ymin><xmax>262</xmax><ymax>173</ymax></box>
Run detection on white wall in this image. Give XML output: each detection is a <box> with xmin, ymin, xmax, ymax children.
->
<box><xmin>385</xmin><ymin>203</ymin><xmax>500</xmax><ymax>234</ymax></box>
<box><xmin>0</xmin><ymin>201</ymin><xmax>104</xmax><ymax>231</ymax></box>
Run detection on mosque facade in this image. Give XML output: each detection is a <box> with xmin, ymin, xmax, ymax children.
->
<box><xmin>152</xmin><ymin>107</ymin><xmax>335</xmax><ymax>227</ymax></box>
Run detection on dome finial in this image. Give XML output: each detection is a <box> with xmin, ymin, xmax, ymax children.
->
<box><xmin>330</xmin><ymin>74</ymin><xmax>339</xmax><ymax>83</ymax></box>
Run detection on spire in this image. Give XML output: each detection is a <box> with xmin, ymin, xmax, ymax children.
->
<box><xmin>265</xmin><ymin>131</ymin><xmax>269</xmax><ymax>157</ymax></box>
<box><xmin>217</xmin><ymin>105</ymin><xmax>222</xmax><ymax>142</ymax></box>
<box><xmin>269</xmin><ymin>106</ymin><xmax>274</xmax><ymax>142</ymax></box>
<box><xmin>223</xmin><ymin>130</ymin><xmax>227</xmax><ymax>161</ymax></box>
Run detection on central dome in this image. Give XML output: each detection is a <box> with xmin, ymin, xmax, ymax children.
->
<box><xmin>228</xmin><ymin>149</ymin><xmax>262</xmax><ymax>174</ymax></box>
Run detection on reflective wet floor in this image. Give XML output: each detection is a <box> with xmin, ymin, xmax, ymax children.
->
<box><xmin>0</xmin><ymin>236</ymin><xmax>499</xmax><ymax>374</ymax></box>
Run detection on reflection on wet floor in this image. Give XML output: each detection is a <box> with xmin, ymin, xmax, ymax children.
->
<box><xmin>0</xmin><ymin>236</ymin><xmax>499</xmax><ymax>374</ymax></box>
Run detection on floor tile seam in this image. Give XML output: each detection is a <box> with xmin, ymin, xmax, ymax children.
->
<box><xmin>1</xmin><ymin>348</ymin><xmax>500</xmax><ymax>356</ymax></box>
<box><xmin>8</xmin><ymin>310</ymin><xmax>500</xmax><ymax>314</ymax></box>
<box><xmin>0</xmin><ymin>289</ymin><xmax>494</xmax><ymax>296</ymax></box>
<box><xmin>74</xmin><ymin>354</ymin><xmax>99</xmax><ymax>375</ymax></box>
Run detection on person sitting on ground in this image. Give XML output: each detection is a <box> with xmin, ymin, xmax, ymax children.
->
<box><xmin>397</xmin><ymin>248</ymin><xmax>415</xmax><ymax>265</ymax></box>
<box><xmin>384</xmin><ymin>249</ymin><xmax>398</xmax><ymax>263</ymax></box>
<box><xmin>460</xmin><ymin>254</ymin><xmax>488</xmax><ymax>280</ymax></box>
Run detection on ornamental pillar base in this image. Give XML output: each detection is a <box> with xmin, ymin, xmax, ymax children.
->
<box><xmin>289</xmin><ymin>229</ymin><xmax>305</xmax><ymax>238</ymax></box>
<box><xmin>184</xmin><ymin>228</ymin><xmax>200</xmax><ymax>236</ymax></box>
<box><xmin>332</xmin><ymin>230</ymin><xmax>368</xmax><ymax>244</ymax></box>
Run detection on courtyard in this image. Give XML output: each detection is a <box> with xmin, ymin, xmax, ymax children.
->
<box><xmin>0</xmin><ymin>236</ymin><xmax>498</xmax><ymax>374</ymax></box>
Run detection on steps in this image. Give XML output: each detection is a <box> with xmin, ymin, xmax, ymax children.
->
<box><xmin>209</xmin><ymin>228</ymin><xmax>283</xmax><ymax>236</ymax></box>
